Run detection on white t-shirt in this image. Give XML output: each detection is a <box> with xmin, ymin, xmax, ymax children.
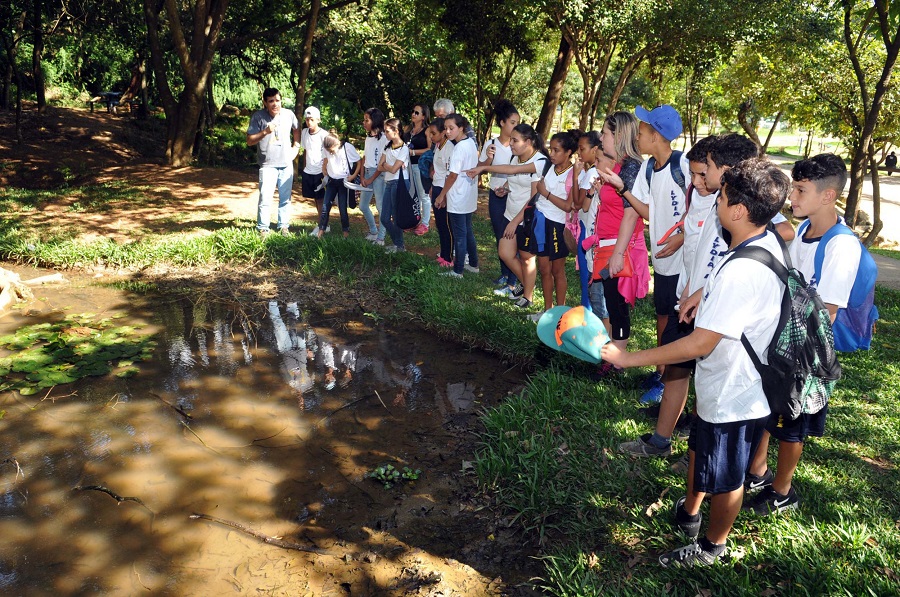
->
<box><xmin>788</xmin><ymin>221</ymin><xmax>860</xmax><ymax>309</ymax></box>
<box><xmin>579</xmin><ymin>167</ymin><xmax>600</xmax><ymax>271</ymax></box>
<box><xmin>363</xmin><ymin>134</ymin><xmax>389</xmax><ymax>170</ymax></box>
<box><xmin>505</xmin><ymin>151</ymin><xmax>548</xmax><ymax>222</ymax></box>
<box><xmin>694</xmin><ymin>231</ymin><xmax>784</xmax><ymax>424</ymax></box>
<box><xmin>677</xmin><ymin>188</ymin><xmax>720</xmax><ymax>297</ymax></box>
<box><xmin>301</xmin><ymin>128</ymin><xmax>328</xmax><ymax>175</ymax></box>
<box><xmin>537</xmin><ymin>164</ymin><xmax>573</xmax><ymax>224</ymax></box>
<box><xmin>382</xmin><ymin>143</ymin><xmax>410</xmax><ymax>182</ymax></box>
<box><xmin>447</xmin><ymin>137</ymin><xmax>479</xmax><ymax>214</ymax></box>
<box><xmin>479</xmin><ymin>137</ymin><xmax>513</xmax><ymax>191</ymax></box>
<box><xmin>323</xmin><ymin>142</ymin><xmax>361</xmax><ymax>179</ymax></box>
<box><xmin>432</xmin><ymin>140</ymin><xmax>454</xmax><ymax>188</ymax></box>
<box><xmin>631</xmin><ymin>152</ymin><xmax>690</xmax><ymax>275</ymax></box>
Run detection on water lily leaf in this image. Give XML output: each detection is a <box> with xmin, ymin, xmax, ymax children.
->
<box><xmin>117</xmin><ymin>360</ymin><xmax>134</xmax><ymax>368</ymax></box>
<box><xmin>19</xmin><ymin>386</ymin><xmax>40</xmax><ymax>396</ymax></box>
<box><xmin>115</xmin><ymin>367</ymin><xmax>139</xmax><ymax>378</ymax></box>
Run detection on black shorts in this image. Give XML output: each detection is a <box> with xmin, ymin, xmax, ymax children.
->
<box><xmin>765</xmin><ymin>405</ymin><xmax>828</xmax><ymax>443</ymax></box>
<box><xmin>653</xmin><ymin>272</ymin><xmax>680</xmax><ymax>316</ymax></box>
<box><xmin>301</xmin><ymin>172</ymin><xmax>325</xmax><ymax>200</ymax></box>
<box><xmin>661</xmin><ymin>316</ymin><xmax>695</xmax><ymax>369</ymax></box>
<box><xmin>688</xmin><ymin>415</ymin><xmax>768</xmax><ymax>494</ymax></box>
<box><xmin>522</xmin><ymin>218</ymin><xmax>568</xmax><ymax>260</ymax></box>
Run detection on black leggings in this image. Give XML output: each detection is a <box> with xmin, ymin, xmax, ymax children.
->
<box><xmin>603</xmin><ymin>276</ymin><xmax>631</xmax><ymax>340</ymax></box>
<box><xmin>431</xmin><ymin>186</ymin><xmax>453</xmax><ymax>262</ymax></box>
<box><xmin>320</xmin><ymin>177</ymin><xmax>350</xmax><ymax>232</ymax></box>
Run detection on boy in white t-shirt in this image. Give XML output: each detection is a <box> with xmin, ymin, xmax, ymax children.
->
<box><xmin>603</xmin><ymin>158</ymin><xmax>791</xmax><ymax>567</ymax></box>
<box><xmin>300</xmin><ymin>106</ymin><xmax>330</xmax><ymax>232</ymax></box>
<box><xmin>629</xmin><ymin>105</ymin><xmax>689</xmax><ymax>403</ymax></box>
<box><xmin>743</xmin><ymin>153</ymin><xmax>855</xmax><ymax>515</ymax></box>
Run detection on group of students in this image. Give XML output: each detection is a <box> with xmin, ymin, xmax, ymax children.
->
<box><xmin>250</xmin><ymin>92</ymin><xmax>875</xmax><ymax>567</ymax></box>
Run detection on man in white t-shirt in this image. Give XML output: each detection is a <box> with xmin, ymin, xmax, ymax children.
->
<box><xmin>743</xmin><ymin>153</ymin><xmax>855</xmax><ymax>516</ymax></box>
<box><xmin>246</xmin><ymin>88</ymin><xmax>300</xmax><ymax>237</ymax></box>
<box><xmin>603</xmin><ymin>158</ymin><xmax>791</xmax><ymax>568</ymax></box>
<box><xmin>300</xmin><ymin>106</ymin><xmax>329</xmax><ymax>232</ymax></box>
<box><xmin>628</xmin><ymin>105</ymin><xmax>689</xmax><ymax>403</ymax></box>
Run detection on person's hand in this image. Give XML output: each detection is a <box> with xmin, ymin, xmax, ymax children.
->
<box><xmin>503</xmin><ymin>221</ymin><xmax>518</xmax><ymax>239</ymax></box>
<box><xmin>655</xmin><ymin>232</ymin><xmax>684</xmax><ymax>258</ymax></box>
<box><xmin>598</xmin><ymin>168</ymin><xmax>624</xmax><ymax>193</ymax></box>
<box><xmin>607</xmin><ymin>252</ymin><xmax>624</xmax><ymax>276</ymax></box>
<box><xmin>679</xmin><ymin>289</ymin><xmax>702</xmax><ymax>323</ymax></box>
<box><xmin>265</xmin><ymin>121</ymin><xmax>276</xmax><ymax>135</ymax></box>
<box><xmin>465</xmin><ymin>166</ymin><xmax>483</xmax><ymax>178</ymax></box>
<box><xmin>574</xmin><ymin>157</ymin><xmax>584</xmax><ymax>176</ymax></box>
<box><xmin>536</xmin><ymin>179</ymin><xmax>548</xmax><ymax>197</ymax></box>
<box><xmin>434</xmin><ymin>193</ymin><xmax>447</xmax><ymax>209</ymax></box>
<box><xmin>601</xmin><ymin>343</ymin><xmax>630</xmax><ymax>368</ymax></box>
<box><xmin>486</xmin><ymin>143</ymin><xmax>496</xmax><ymax>160</ymax></box>
<box><xmin>494</xmin><ymin>185</ymin><xmax>509</xmax><ymax>197</ymax></box>
<box><xmin>361</xmin><ymin>177</ymin><xmax>371</xmax><ymax>188</ymax></box>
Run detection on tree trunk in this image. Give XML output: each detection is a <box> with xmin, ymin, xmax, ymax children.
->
<box><xmin>294</xmin><ymin>0</ymin><xmax>321</xmax><ymax>121</ymax></box>
<box><xmin>32</xmin><ymin>0</ymin><xmax>46</xmax><ymax>113</ymax></box>
<box><xmin>760</xmin><ymin>110</ymin><xmax>782</xmax><ymax>156</ymax></box>
<box><xmin>863</xmin><ymin>147</ymin><xmax>882</xmax><ymax>246</ymax></box>
<box><xmin>737</xmin><ymin>99</ymin><xmax>762</xmax><ymax>150</ymax></box>
<box><xmin>536</xmin><ymin>33</ymin><xmax>572</xmax><ymax>141</ymax></box>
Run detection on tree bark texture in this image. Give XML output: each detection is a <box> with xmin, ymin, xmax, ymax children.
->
<box><xmin>536</xmin><ymin>33</ymin><xmax>572</xmax><ymax>141</ymax></box>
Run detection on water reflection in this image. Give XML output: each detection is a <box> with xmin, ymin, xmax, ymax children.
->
<box><xmin>0</xmin><ymin>293</ymin><xmax>526</xmax><ymax>594</ymax></box>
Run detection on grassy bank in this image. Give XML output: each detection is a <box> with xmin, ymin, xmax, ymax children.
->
<box><xmin>475</xmin><ymin>286</ymin><xmax>900</xmax><ymax>595</ymax></box>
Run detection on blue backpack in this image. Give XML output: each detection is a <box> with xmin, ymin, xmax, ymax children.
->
<box><xmin>644</xmin><ymin>150</ymin><xmax>687</xmax><ymax>194</ymax></box>
<box><xmin>799</xmin><ymin>219</ymin><xmax>879</xmax><ymax>351</ymax></box>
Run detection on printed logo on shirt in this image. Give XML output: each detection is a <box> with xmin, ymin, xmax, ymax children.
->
<box><xmin>671</xmin><ymin>189</ymin><xmax>682</xmax><ymax>218</ymax></box>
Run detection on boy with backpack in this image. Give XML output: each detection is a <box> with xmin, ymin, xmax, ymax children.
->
<box><xmin>628</xmin><ymin>105</ymin><xmax>690</xmax><ymax>403</ymax></box>
<box><xmin>602</xmin><ymin>158</ymin><xmax>792</xmax><ymax>567</ymax></box>
<box><xmin>743</xmin><ymin>153</ymin><xmax>876</xmax><ymax>515</ymax></box>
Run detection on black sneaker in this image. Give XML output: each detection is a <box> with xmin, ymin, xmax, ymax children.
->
<box><xmin>513</xmin><ymin>297</ymin><xmax>532</xmax><ymax>309</ymax></box>
<box><xmin>742</xmin><ymin>485</ymin><xmax>799</xmax><ymax>515</ymax></box>
<box><xmin>509</xmin><ymin>283</ymin><xmax>525</xmax><ymax>300</ymax></box>
<box><xmin>658</xmin><ymin>542</ymin><xmax>722</xmax><ymax>568</ymax></box>
<box><xmin>744</xmin><ymin>469</ymin><xmax>774</xmax><ymax>492</ymax></box>
<box><xmin>618</xmin><ymin>433</ymin><xmax>672</xmax><ymax>458</ymax></box>
<box><xmin>674</xmin><ymin>496</ymin><xmax>701</xmax><ymax>539</ymax></box>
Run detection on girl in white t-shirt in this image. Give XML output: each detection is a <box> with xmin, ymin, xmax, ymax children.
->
<box><xmin>573</xmin><ymin>131</ymin><xmax>610</xmax><ymax>326</ymax></box>
<box><xmin>527</xmin><ymin>130</ymin><xmax>578</xmax><ymax>319</ymax></box>
<box><xmin>376</xmin><ymin>118</ymin><xmax>410</xmax><ymax>252</ymax></box>
<box><xmin>428</xmin><ymin>118</ymin><xmax>454</xmax><ymax>266</ymax></box>
<box><xmin>360</xmin><ymin>108</ymin><xmax>388</xmax><ymax>243</ymax></box>
<box><xmin>478</xmin><ymin>99</ymin><xmax>520</xmax><ymax>286</ymax></box>
<box><xmin>317</xmin><ymin>134</ymin><xmax>361</xmax><ymax>238</ymax></box>
<box><xmin>435</xmin><ymin>114</ymin><xmax>479</xmax><ymax>277</ymax></box>
<box><xmin>467</xmin><ymin>124</ymin><xmax>547</xmax><ymax>309</ymax></box>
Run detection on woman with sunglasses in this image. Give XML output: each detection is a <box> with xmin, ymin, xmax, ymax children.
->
<box><xmin>406</xmin><ymin>104</ymin><xmax>433</xmax><ymax>235</ymax></box>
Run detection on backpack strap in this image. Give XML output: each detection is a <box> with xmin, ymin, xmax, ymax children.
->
<box><xmin>644</xmin><ymin>151</ymin><xmax>687</xmax><ymax>194</ymax></box>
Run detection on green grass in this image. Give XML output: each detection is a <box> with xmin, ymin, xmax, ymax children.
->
<box><xmin>870</xmin><ymin>248</ymin><xmax>900</xmax><ymax>260</ymax></box>
<box><xmin>0</xmin><ymin>181</ymin><xmax>161</xmax><ymax>214</ymax></box>
<box><xmin>474</xmin><ymin>286</ymin><xmax>900</xmax><ymax>595</ymax></box>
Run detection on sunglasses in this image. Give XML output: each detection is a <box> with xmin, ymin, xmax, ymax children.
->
<box><xmin>413</xmin><ymin>110</ymin><xmax>421</xmax><ymax>115</ymax></box>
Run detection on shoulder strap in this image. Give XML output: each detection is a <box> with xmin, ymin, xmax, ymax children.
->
<box><xmin>812</xmin><ymin>222</ymin><xmax>855</xmax><ymax>286</ymax></box>
<box><xmin>670</xmin><ymin>150</ymin><xmax>686</xmax><ymax>193</ymax></box>
<box><xmin>645</xmin><ymin>157</ymin><xmax>656</xmax><ymax>188</ymax></box>
<box><xmin>541</xmin><ymin>158</ymin><xmax>553</xmax><ymax>177</ymax></box>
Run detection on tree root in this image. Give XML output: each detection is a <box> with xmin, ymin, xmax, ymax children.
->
<box><xmin>189</xmin><ymin>512</ymin><xmax>331</xmax><ymax>555</ymax></box>
<box><xmin>74</xmin><ymin>484</ymin><xmax>154</xmax><ymax>514</ymax></box>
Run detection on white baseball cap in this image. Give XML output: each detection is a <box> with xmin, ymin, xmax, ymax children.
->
<box><xmin>304</xmin><ymin>106</ymin><xmax>320</xmax><ymax>120</ymax></box>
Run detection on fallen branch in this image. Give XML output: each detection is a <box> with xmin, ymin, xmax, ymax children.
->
<box><xmin>74</xmin><ymin>484</ymin><xmax>154</xmax><ymax>514</ymax></box>
<box><xmin>150</xmin><ymin>392</ymin><xmax>193</xmax><ymax>419</ymax></box>
<box><xmin>1</xmin><ymin>458</ymin><xmax>25</xmax><ymax>480</ymax></box>
<box><xmin>189</xmin><ymin>512</ymin><xmax>330</xmax><ymax>555</ymax></box>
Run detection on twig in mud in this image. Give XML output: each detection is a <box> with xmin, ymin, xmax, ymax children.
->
<box><xmin>74</xmin><ymin>485</ymin><xmax>154</xmax><ymax>514</ymax></box>
<box><xmin>132</xmin><ymin>563</ymin><xmax>152</xmax><ymax>591</ymax></box>
<box><xmin>180</xmin><ymin>420</ymin><xmax>222</xmax><ymax>454</ymax></box>
<box><xmin>1</xmin><ymin>458</ymin><xmax>25</xmax><ymax>480</ymax></box>
<box><xmin>189</xmin><ymin>512</ymin><xmax>331</xmax><ymax>555</ymax></box>
<box><xmin>150</xmin><ymin>392</ymin><xmax>193</xmax><ymax>419</ymax></box>
<box><xmin>316</xmin><ymin>394</ymin><xmax>373</xmax><ymax>425</ymax></box>
<box><xmin>40</xmin><ymin>387</ymin><xmax>77</xmax><ymax>403</ymax></box>
<box><xmin>374</xmin><ymin>389</ymin><xmax>389</xmax><ymax>411</ymax></box>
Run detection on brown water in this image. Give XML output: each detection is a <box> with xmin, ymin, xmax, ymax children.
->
<box><xmin>0</xmin><ymin>275</ymin><xmax>533</xmax><ymax>595</ymax></box>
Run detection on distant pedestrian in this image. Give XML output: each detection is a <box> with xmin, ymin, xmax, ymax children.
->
<box><xmin>246</xmin><ymin>88</ymin><xmax>300</xmax><ymax>237</ymax></box>
<box><xmin>886</xmin><ymin>151</ymin><xmax>897</xmax><ymax>176</ymax></box>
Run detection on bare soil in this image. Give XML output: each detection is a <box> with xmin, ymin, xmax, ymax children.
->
<box><xmin>0</xmin><ymin>107</ymin><xmax>543</xmax><ymax>595</ymax></box>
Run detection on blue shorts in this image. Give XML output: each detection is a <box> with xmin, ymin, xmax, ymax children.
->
<box><xmin>766</xmin><ymin>405</ymin><xmax>828</xmax><ymax>443</ymax></box>
<box><xmin>688</xmin><ymin>415</ymin><xmax>768</xmax><ymax>494</ymax></box>
<box><xmin>653</xmin><ymin>272</ymin><xmax>680</xmax><ymax>316</ymax></box>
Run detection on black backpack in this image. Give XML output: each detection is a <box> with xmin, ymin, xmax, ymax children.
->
<box><xmin>725</xmin><ymin>233</ymin><xmax>841</xmax><ymax>421</ymax></box>
<box><xmin>394</xmin><ymin>167</ymin><xmax>421</xmax><ymax>231</ymax></box>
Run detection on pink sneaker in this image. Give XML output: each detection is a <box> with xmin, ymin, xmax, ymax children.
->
<box><xmin>414</xmin><ymin>223</ymin><xmax>429</xmax><ymax>236</ymax></box>
<box><xmin>436</xmin><ymin>257</ymin><xmax>453</xmax><ymax>268</ymax></box>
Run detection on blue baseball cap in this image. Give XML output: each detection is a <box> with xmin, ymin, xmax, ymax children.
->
<box><xmin>536</xmin><ymin>306</ymin><xmax>610</xmax><ymax>364</ymax></box>
<box><xmin>635</xmin><ymin>105</ymin><xmax>683</xmax><ymax>141</ymax></box>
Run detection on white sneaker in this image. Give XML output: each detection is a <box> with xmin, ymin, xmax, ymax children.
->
<box><xmin>527</xmin><ymin>310</ymin><xmax>546</xmax><ymax>323</ymax></box>
<box><xmin>384</xmin><ymin>245</ymin><xmax>404</xmax><ymax>253</ymax></box>
<box><xmin>440</xmin><ymin>271</ymin><xmax>463</xmax><ymax>278</ymax></box>
<box><xmin>365</xmin><ymin>233</ymin><xmax>378</xmax><ymax>241</ymax></box>
<box><xmin>373</xmin><ymin>239</ymin><xmax>385</xmax><ymax>246</ymax></box>
<box><xmin>464</xmin><ymin>264</ymin><xmax>480</xmax><ymax>274</ymax></box>
<box><xmin>309</xmin><ymin>227</ymin><xmax>320</xmax><ymax>236</ymax></box>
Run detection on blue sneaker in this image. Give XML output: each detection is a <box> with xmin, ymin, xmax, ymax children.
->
<box><xmin>492</xmin><ymin>275</ymin><xmax>508</xmax><ymax>286</ymax></box>
<box><xmin>639</xmin><ymin>380</ymin><xmax>665</xmax><ymax>404</ymax></box>
<box><xmin>640</xmin><ymin>371</ymin><xmax>662</xmax><ymax>390</ymax></box>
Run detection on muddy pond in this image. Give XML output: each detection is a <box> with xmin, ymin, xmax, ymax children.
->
<box><xmin>0</xmin><ymin>269</ymin><xmax>540</xmax><ymax>596</ymax></box>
